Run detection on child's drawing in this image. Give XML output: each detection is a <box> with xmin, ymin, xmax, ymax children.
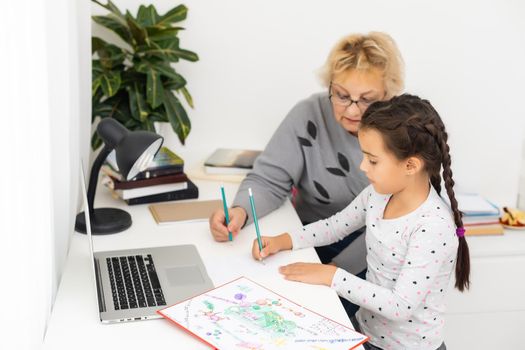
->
<box><xmin>159</xmin><ymin>277</ymin><xmax>367</xmax><ymax>350</ymax></box>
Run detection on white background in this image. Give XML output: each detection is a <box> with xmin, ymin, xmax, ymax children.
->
<box><xmin>94</xmin><ymin>0</ymin><xmax>525</xmax><ymax>206</ymax></box>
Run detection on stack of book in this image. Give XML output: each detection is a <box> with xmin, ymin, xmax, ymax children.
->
<box><xmin>101</xmin><ymin>147</ymin><xmax>198</xmax><ymax>205</ymax></box>
<box><xmin>456</xmin><ymin>193</ymin><xmax>503</xmax><ymax>235</ymax></box>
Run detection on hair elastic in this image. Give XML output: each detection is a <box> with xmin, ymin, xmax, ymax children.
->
<box><xmin>456</xmin><ymin>227</ymin><xmax>465</xmax><ymax>238</ymax></box>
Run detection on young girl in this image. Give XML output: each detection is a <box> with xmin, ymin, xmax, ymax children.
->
<box><xmin>251</xmin><ymin>94</ymin><xmax>470</xmax><ymax>350</ymax></box>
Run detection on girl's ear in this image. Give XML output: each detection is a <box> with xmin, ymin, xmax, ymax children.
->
<box><xmin>405</xmin><ymin>156</ymin><xmax>423</xmax><ymax>175</ymax></box>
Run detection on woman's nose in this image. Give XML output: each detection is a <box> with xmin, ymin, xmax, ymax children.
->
<box><xmin>344</xmin><ymin>103</ymin><xmax>362</xmax><ymax>118</ymax></box>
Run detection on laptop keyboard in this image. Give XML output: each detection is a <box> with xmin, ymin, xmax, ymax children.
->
<box><xmin>106</xmin><ymin>254</ymin><xmax>166</xmax><ymax>310</ymax></box>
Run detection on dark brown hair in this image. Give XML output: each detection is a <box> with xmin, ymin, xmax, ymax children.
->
<box><xmin>360</xmin><ymin>94</ymin><xmax>470</xmax><ymax>291</ymax></box>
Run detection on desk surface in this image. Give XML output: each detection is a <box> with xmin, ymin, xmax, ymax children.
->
<box><xmin>44</xmin><ymin>179</ymin><xmax>361</xmax><ymax>349</ymax></box>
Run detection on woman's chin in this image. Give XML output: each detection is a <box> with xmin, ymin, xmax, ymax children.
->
<box><xmin>339</xmin><ymin>119</ymin><xmax>359</xmax><ymax>134</ymax></box>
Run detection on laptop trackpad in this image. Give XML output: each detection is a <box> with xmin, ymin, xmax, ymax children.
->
<box><xmin>165</xmin><ymin>265</ymin><xmax>204</xmax><ymax>286</ymax></box>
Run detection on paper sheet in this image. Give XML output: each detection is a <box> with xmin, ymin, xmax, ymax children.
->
<box><xmin>158</xmin><ymin>277</ymin><xmax>367</xmax><ymax>350</ymax></box>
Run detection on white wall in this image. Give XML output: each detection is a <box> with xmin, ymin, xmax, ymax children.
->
<box><xmin>47</xmin><ymin>0</ymin><xmax>92</xmax><ymax>328</ymax></box>
<box><xmin>93</xmin><ymin>0</ymin><xmax>525</xmax><ymax>207</ymax></box>
<box><xmin>519</xmin><ymin>138</ymin><xmax>525</xmax><ymax>209</ymax></box>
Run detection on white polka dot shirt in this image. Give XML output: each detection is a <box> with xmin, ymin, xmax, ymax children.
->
<box><xmin>289</xmin><ymin>185</ymin><xmax>459</xmax><ymax>350</ymax></box>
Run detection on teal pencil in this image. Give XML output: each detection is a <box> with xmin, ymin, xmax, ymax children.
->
<box><xmin>220</xmin><ymin>186</ymin><xmax>233</xmax><ymax>241</ymax></box>
<box><xmin>248</xmin><ymin>188</ymin><xmax>263</xmax><ymax>252</ymax></box>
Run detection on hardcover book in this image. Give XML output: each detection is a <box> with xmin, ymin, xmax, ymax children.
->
<box><xmin>105</xmin><ymin>172</ymin><xmax>188</xmax><ymax>190</ymax></box>
<box><xmin>103</xmin><ymin>178</ymin><xmax>188</xmax><ymax>200</ymax></box>
<box><xmin>204</xmin><ymin>148</ymin><xmax>261</xmax><ymax>175</ymax></box>
<box><xmin>126</xmin><ymin>180</ymin><xmax>199</xmax><ymax>205</ymax></box>
<box><xmin>104</xmin><ymin>146</ymin><xmax>184</xmax><ymax>181</ymax></box>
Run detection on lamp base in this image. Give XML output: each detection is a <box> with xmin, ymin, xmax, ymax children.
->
<box><xmin>75</xmin><ymin>208</ymin><xmax>132</xmax><ymax>235</ymax></box>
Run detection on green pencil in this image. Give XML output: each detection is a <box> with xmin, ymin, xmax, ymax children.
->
<box><xmin>248</xmin><ymin>188</ymin><xmax>263</xmax><ymax>253</ymax></box>
<box><xmin>220</xmin><ymin>185</ymin><xmax>233</xmax><ymax>241</ymax></box>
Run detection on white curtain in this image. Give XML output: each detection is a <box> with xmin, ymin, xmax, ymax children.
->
<box><xmin>1</xmin><ymin>0</ymin><xmax>90</xmax><ymax>348</ymax></box>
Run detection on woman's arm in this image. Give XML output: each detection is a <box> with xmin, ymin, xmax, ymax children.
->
<box><xmin>231</xmin><ymin>104</ymin><xmax>309</xmax><ymax>225</ymax></box>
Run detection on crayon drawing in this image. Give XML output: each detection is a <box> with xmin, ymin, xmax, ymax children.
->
<box><xmin>159</xmin><ymin>277</ymin><xmax>367</xmax><ymax>350</ymax></box>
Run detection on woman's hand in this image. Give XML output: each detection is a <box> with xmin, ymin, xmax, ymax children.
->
<box><xmin>209</xmin><ymin>207</ymin><xmax>247</xmax><ymax>242</ymax></box>
<box><xmin>279</xmin><ymin>262</ymin><xmax>338</xmax><ymax>286</ymax></box>
<box><xmin>252</xmin><ymin>233</ymin><xmax>293</xmax><ymax>260</ymax></box>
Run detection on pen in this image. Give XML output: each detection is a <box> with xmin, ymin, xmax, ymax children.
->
<box><xmin>221</xmin><ymin>185</ymin><xmax>233</xmax><ymax>241</ymax></box>
<box><xmin>248</xmin><ymin>188</ymin><xmax>263</xmax><ymax>255</ymax></box>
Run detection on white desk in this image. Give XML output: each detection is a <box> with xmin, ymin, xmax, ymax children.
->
<box><xmin>443</xmin><ymin>229</ymin><xmax>525</xmax><ymax>349</ymax></box>
<box><xmin>44</xmin><ymin>179</ymin><xmax>362</xmax><ymax>349</ymax></box>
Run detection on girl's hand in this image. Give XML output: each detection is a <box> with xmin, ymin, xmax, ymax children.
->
<box><xmin>252</xmin><ymin>233</ymin><xmax>292</xmax><ymax>260</ymax></box>
<box><xmin>279</xmin><ymin>262</ymin><xmax>338</xmax><ymax>286</ymax></box>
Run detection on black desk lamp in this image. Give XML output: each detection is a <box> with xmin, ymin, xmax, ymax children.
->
<box><xmin>75</xmin><ymin>118</ymin><xmax>163</xmax><ymax>234</ymax></box>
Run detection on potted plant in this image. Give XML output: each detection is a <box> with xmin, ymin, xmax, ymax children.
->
<box><xmin>91</xmin><ymin>0</ymin><xmax>198</xmax><ymax>150</ymax></box>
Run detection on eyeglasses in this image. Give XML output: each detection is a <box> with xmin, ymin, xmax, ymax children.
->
<box><xmin>329</xmin><ymin>82</ymin><xmax>379</xmax><ymax>112</ymax></box>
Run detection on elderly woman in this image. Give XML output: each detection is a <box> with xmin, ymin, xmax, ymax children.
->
<box><xmin>209</xmin><ymin>31</ymin><xmax>405</xmax><ymax>316</ymax></box>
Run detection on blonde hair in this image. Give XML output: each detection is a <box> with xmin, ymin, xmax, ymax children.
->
<box><xmin>319</xmin><ymin>32</ymin><xmax>405</xmax><ymax>98</ymax></box>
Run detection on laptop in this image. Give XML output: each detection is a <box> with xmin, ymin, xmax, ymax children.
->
<box><xmin>79</xmin><ymin>163</ymin><xmax>214</xmax><ymax>323</ymax></box>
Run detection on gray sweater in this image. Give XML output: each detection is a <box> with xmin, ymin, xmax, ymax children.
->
<box><xmin>233</xmin><ymin>92</ymin><xmax>369</xmax><ymax>226</ymax></box>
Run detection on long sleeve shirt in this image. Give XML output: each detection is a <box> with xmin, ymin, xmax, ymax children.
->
<box><xmin>289</xmin><ymin>185</ymin><xmax>459</xmax><ymax>350</ymax></box>
<box><xmin>232</xmin><ymin>92</ymin><xmax>368</xmax><ymax>226</ymax></box>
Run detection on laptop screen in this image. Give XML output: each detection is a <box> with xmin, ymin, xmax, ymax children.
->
<box><xmin>79</xmin><ymin>162</ymin><xmax>102</xmax><ymax>313</ymax></box>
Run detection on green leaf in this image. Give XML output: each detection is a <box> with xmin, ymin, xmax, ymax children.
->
<box><xmin>157</xmin><ymin>5</ymin><xmax>187</xmax><ymax>27</ymax></box>
<box><xmin>100</xmin><ymin>70</ymin><xmax>121</xmax><ymax>97</ymax></box>
<box><xmin>125</xmin><ymin>10</ymin><xmax>148</xmax><ymax>47</ymax></box>
<box><xmin>92</xmin><ymin>37</ymin><xmax>126</xmax><ymax>69</ymax></box>
<box><xmin>124</xmin><ymin>118</ymin><xmax>139</xmax><ymax>129</ymax></box>
<box><xmin>149</xmin><ymin>111</ymin><xmax>168</xmax><ymax>123</ymax></box>
<box><xmin>136</xmin><ymin>60</ymin><xmax>186</xmax><ymax>85</ymax></box>
<box><xmin>127</xmin><ymin>83</ymin><xmax>149</xmax><ymax>121</ymax></box>
<box><xmin>140</xmin><ymin>37</ymin><xmax>179</xmax><ymax>61</ymax></box>
<box><xmin>163</xmin><ymin>90</ymin><xmax>191</xmax><ymax>144</ymax></box>
<box><xmin>137</xmin><ymin>5</ymin><xmax>159</xmax><ymax>27</ymax></box>
<box><xmin>92</xmin><ymin>76</ymin><xmax>102</xmax><ymax>96</ymax></box>
<box><xmin>147</xmin><ymin>27</ymin><xmax>184</xmax><ymax>42</ymax></box>
<box><xmin>180</xmin><ymin>86</ymin><xmax>194</xmax><ymax>108</ymax></box>
<box><xmin>92</xmin><ymin>37</ymin><xmax>106</xmax><ymax>54</ymax></box>
<box><xmin>174</xmin><ymin>48</ymin><xmax>198</xmax><ymax>62</ymax></box>
<box><xmin>91</xmin><ymin>1</ymin><xmax>197</xmax><ymax>144</ymax></box>
<box><xmin>155</xmin><ymin>64</ymin><xmax>186</xmax><ymax>84</ymax></box>
<box><xmin>146</xmin><ymin>70</ymin><xmax>164</xmax><ymax>109</ymax></box>
<box><xmin>92</xmin><ymin>85</ymin><xmax>104</xmax><ymax>107</ymax></box>
<box><xmin>92</xmin><ymin>15</ymin><xmax>131</xmax><ymax>44</ymax></box>
<box><xmin>92</xmin><ymin>91</ymin><xmax>132</xmax><ymax>126</ymax></box>
<box><xmin>93</xmin><ymin>0</ymin><xmax>124</xmax><ymax>17</ymax></box>
<box><xmin>92</xmin><ymin>62</ymin><xmax>104</xmax><ymax>96</ymax></box>
<box><xmin>143</xmin><ymin>39</ymin><xmax>199</xmax><ymax>62</ymax></box>
<box><xmin>140</xmin><ymin>119</ymin><xmax>156</xmax><ymax>132</ymax></box>
<box><xmin>91</xmin><ymin>131</ymin><xmax>103</xmax><ymax>150</ymax></box>
<box><xmin>164</xmin><ymin>76</ymin><xmax>187</xmax><ymax>91</ymax></box>
<box><xmin>92</xmin><ymin>103</ymin><xmax>114</xmax><ymax>119</ymax></box>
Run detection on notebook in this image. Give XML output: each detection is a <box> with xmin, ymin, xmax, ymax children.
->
<box><xmin>158</xmin><ymin>276</ymin><xmax>368</xmax><ymax>350</ymax></box>
<box><xmin>455</xmin><ymin>193</ymin><xmax>500</xmax><ymax>216</ymax></box>
<box><xmin>149</xmin><ymin>199</ymin><xmax>222</xmax><ymax>224</ymax></box>
<box><xmin>465</xmin><ymin>224</ymin><xmax>504</xmax><ymax>236</ymax></box>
